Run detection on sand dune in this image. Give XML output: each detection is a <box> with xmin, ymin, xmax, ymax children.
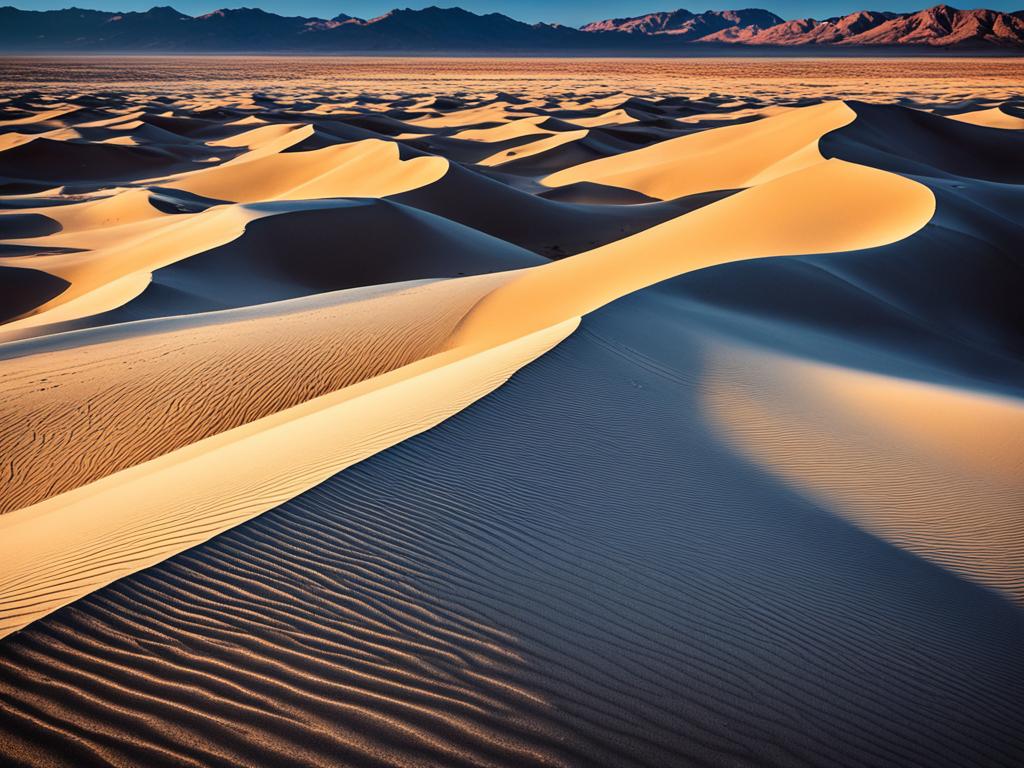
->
<box><xmin>448</xmin><ymin>158</ymin><xmax>934</xmax><ymax>349</ymax></box>
<box><xmin>11</xmin><ymin>199</ymin><xmax>542</xmax><ymax>331</ymax></box>
<box><xmin>1</xmin><ymin>58</ymin><xmax>1022</xmax><ymax>767</ymax></box>
<box><xmin>823</xmin><ymin>100</ymin><xmax>1024</xmax><ymax>183</ymax></box>
<box><xmin>704</xmin><ymin>346</ymin><xmax>1024</xmax><ymax>600</ymax></box>
<box><xmin>542</xmin><ymin>101</ymin><xmax>857</xmax><ymax>199</ymax></box>
<box><xmin>159</xmin><ymin>138</ymin><xmax>448</xmax><ymax>202</ymax></box>
<box><xmin>948</xmin><ymin>104</ymin><xmax>1024</xmax><ymax>130</ymax></box>
<box><xmin>391</xmin><ymin>163</ymin><xmax>704</xmax><ymax>257</ymax></box>
<box><xmin>1</xmin><ymin>289</ymin><xmax>1021</xmax><ymax>768</ymax></box>
<box><xmin>0</xmin><ymin>310</ymin><xmax>576</xmax><ymax>638</ymax></box>
<box><xmin>0</xmin><ymin>136</ymin><xmax>204</xmax><ymax>184</ymax></box>
<box><xmin>13</xmin><ymin>187</ymin><xmax>169</xmax><ymax>233</ymax></box>
<box><xmin>477</xmin><ymin>128</ymin><xmax>589</xmax><ymax>168</ymax></box>
<box><xmin>0</xmin><ymin>274</ymin><xmax>508</xmax><ymax>514</ymax></box>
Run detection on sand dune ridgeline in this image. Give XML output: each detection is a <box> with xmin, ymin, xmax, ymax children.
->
<box><xmin>1</xmin><ymin>59</ymin><xmax>1022</xmax><ymax>767</ymax></box>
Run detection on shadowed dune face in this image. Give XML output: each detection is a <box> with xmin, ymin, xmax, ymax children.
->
<box><xmin>0</xmin><ymin>265</ymin><xmax>68</xmax><ymax>323</ymax></box>
<box><xmin>1</xmin><ymin>56</ymin><xmax>1023</xmax><ymax>768</ymax></box>
<box><xmin>1</xmin><ymin>292</ymin><xmax>1023</xmax><ymax>768</ymax></box>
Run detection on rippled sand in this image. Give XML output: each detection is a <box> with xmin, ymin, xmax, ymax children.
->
<box><xmin>0</xmin><ymin>56</ymin><xmax>1022</xmax><ymax>767</ymax></box>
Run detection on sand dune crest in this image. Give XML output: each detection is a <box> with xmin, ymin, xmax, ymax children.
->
<box><xmin>1</xmin><ymin>66</ymin><xmax>1022</xmax><ymax>767</ymax></box>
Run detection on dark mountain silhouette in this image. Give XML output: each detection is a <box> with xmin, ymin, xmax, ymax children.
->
<box><xmin>0</xmin><ymin>4</ymin><xmax>1021</xmax><ymax>51</ymax></box>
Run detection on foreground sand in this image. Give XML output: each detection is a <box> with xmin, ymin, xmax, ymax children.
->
<box><xmin>0</xmin><ymin>57</ymin><xmax>1022</xmax><ymax>767</ymax></box>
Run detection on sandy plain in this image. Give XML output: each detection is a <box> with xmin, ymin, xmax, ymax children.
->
<box><xmin>0</xmin><ymin>56</ymin><xmax>1022</xmax><ymax>767</ymax></box>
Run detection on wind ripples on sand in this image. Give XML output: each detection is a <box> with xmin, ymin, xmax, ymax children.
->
<box><xmin>2</xmin><ymin>294</ymin><xmax>1024</xmax><ymax>767</ymax></box>
<box><xmin>1</xmin><ymin>61</ymin><xmax>1023</xmax><ymax>767</ymax></box>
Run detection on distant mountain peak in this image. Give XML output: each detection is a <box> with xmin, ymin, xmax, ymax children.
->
<box><xmin>582</xmin><ymin>8</ymin><xmax>785</xmax><ymax>39</ymax></box>
<box><xmin>0</xmin><ymin>4</ymin><xmax>1021</xmax><ymax>51</ymax></box>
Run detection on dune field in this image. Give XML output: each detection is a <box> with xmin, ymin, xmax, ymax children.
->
<box><xmin>0</xmin><ymin>56</ymin><xmax>1023</xmax><ymax>766</ymax></box>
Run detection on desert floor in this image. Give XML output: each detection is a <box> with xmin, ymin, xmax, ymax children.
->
<box><xmin>0</xmin><ymin>56</ymin><xmax>1023</xmax><ymax>767</ymax></box>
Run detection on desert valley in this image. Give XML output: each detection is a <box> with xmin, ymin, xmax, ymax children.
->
<box><xmin>0</xmin><ymin>36</ymin><xmax>1022</xmax><ymax>768</ymax></box>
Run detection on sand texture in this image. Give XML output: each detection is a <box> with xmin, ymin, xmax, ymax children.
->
<box><xmin>1</xmin><ymin>56</ymin><xmax>1023</xmax><ymax>767</ymax></box>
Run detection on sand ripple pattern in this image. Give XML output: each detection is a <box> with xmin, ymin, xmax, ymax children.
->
<box><xmin>2</xmin><ymin>66</ymin><xmax>1023</xmax><ymax>768</ymax></box>
<box><xmin>2</xmin><ymin>295</ymin><xmax>1023</xmax><ymax>766</ymax></box>
<box><xmin>0</xmin><ymin>276</ymin><xmax>502</xmax><ymax>513</ymax></box>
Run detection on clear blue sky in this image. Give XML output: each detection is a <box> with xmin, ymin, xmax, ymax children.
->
<box><xmin>10</xmin><ymin>0</ymin><xmax>1021</xmax><ymax>27</ymax></box>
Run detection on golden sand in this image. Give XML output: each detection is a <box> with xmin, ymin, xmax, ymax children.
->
<box><xmin>0</xmin><ymin>56</ymin><xmax>1021</xmax><ymax>639</ymax></box>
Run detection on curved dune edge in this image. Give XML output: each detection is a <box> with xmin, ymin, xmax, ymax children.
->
<box><xmin>156</xmin><ymin>137</ymin><xmax>448</xmax><ymax>203</ymax></box>
<box><xmin>451</xmin><ymin>114</ymin><xmax>554</xmax><ymax>141</ymax></box>
<box><xmin>0</xmin><ymin>102</ymin><xmax>939</xmax><ymax>640</ymax></box>
<box><xmin>1</xmin><ymin>143</ymin><xmax>449</xmax><ymax>332</ymax></box>
<box><xmin>478</xmin><ymin>129</ymin><xmax>589</xmax><ymax>167</ymax></box>
<box><xmin>1</xmin><ymin>203</ymin><xmax>265</xmax><ymax>332</ymax></box>
<box><xmin>0</xmin><ymin>274</ymin><xmax>513</xmax><ymax>514</ymax></box>
<box><xmin>0</xmin><ymin>316</ymin><xmax>579</xmax><ymax>639</ymax></box>
<box><xmin>542</xmin><ymin>100</ymin><xmax>857</xmax><ymax>199</ymax></box>
<box><xmin>2</xmin><ymin>196</ymin><xmax>458</xmax><ymax>336</ymax></box>
<box><xmin>20</xmin><ymin>187</ymin><xmax>170</xmax><ymax>234</ymax></box>
<box><xmin>702</xmin><ymin>343</ymin><xmax>1024</xmax><ymax>602</ymax></box>
<box><xmin>448</xmin><ymin>158</ymin><xmax>936</xmax><ymax>350</ymax></box>
<box><xmin>947</xmin><ymin>106</ymin><xmax>1024</xmax><ymax>130</ymax></box>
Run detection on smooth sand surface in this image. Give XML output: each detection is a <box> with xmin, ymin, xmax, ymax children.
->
<box><xmin>542</xmin><ymin>100</ymin><xmax>858</xmax><ymax>199</ymax></box>
<box><xmin>704</xmin><ymin>346</ymin><xmax>1024</xmax><ymax>599</ymax></box>
<box><xmin>948</xmin><ymin>104</ymin><xmax>1024</xmax><ymax>130</ymax></box>
<box><xmin>160</xmin><ymin>138</ymin><xmax>449</xmax><ymax>202</ymax></box>
<box><xmin>0</xmin><ymin>56</ymin><xmax>1022</xmax><ymax>768</ymax></box>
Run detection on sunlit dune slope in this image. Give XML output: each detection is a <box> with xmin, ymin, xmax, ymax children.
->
<box><xmin>704</xmin><ymin>346</ymin><xmax>1024</xmax><ymax>600</ymax></box>
<box><xmin>0</xmin><ymin>307</ymin><xmax>576</xmax><ymax>638</ymax></box>
<box><xmin>3</xmin><ymin>198</ymin><xmax>543</xmax><ymax>334</ymax></box>
<box><xmin>159</xmin><ymin>138</ymin><xmax>448</xmax><ymax>202</ymax></box>
<box><xmin>449</xmin><ymin>158</ymin><xmax>934</xmax><ymax>349</ymax></box>
<box><xmin>0</xmin><ymin>274</ymin><xmax>506</xmax><ymax>514</ymax></box>
<box><xmin>949</xmin><ymin>104</ymin><xmax>1024</xmax><ymax>130</ymax></box>
<box><xmin>2</xmin><ymin>81</ymin><xmax>1021</xmax><ymax>654</ymax></box>
<box><xmin>542</xmin><ymin>100</ymin><xmax>857</xmax><ymax>199</ymax></box>
<box><xmin>1</xmin><ymin>62</ymin><xmax>1024</xmax><ymax>768</ymax></box>
<box><xmin>2</xmin><ymin>277</ymin><xmax>1022</xmax><ymax>768</ymax></box>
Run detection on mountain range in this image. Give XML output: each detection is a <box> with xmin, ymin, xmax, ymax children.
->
<box><xmin>1</xmin><ymin>4</ymin><xmax>1023</xmax><ymax>51</ymax></box>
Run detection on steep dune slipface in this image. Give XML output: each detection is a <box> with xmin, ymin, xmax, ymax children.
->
<box><xmin>0</xmin><ymin>136</ymin><xmax>202</xmax><ymax>183</ymax></box>
<box><xmin>821</xmin><ymin>101</ymin><xmax>1024</xmax><ymax>183</ymax></box>
<box><xmin>0</xmin><ymin>265</ymin><xmax>69</xmax><ymax>323</ymax></box>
